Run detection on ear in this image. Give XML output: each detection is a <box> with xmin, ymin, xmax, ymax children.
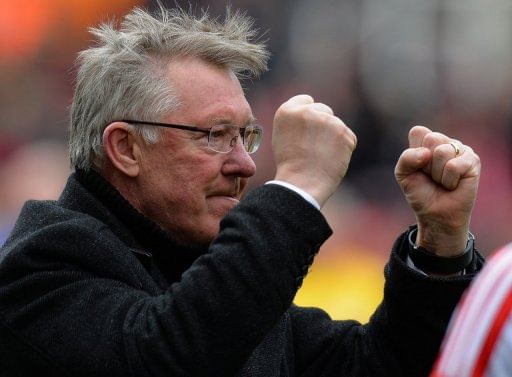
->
<box><xmin>102</xmin><ymin>122</ymin><xmax>141</xmax><ymax>178</ymax></box>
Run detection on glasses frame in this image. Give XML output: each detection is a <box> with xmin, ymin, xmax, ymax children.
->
<box><xmin>119</xmin><ymin>119</ymin><xmax>262</xmax><ymax>154</ymax></box>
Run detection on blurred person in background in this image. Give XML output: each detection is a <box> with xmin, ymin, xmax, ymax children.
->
<box><xmin>431</xmin><ymin>243</ymin><xmax>512</xmax><ymax>377</ymax></box>
<box><xmin>0</xmin><ymin>4</ymin><xmax>483</xmax><ymax>377</ymax></box>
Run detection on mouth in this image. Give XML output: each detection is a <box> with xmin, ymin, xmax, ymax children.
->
<box><xmin>206</xmin><ymin>194</ymin><xmax>240</xmax><ymax>216</ymax></box>
<box><xmin>208</xmin><ymin>192</ymin><xmax>241</xmax><ymax>203</ymax></box>
<box><xmin>218</xmin><ymin>195</ymin><xmax>240</xmax><ymax>204</ymax></box>
<box><xmin>209</xmin><ymin>178</ymin><xmax>244</xmax><ymax>202</ymax></box>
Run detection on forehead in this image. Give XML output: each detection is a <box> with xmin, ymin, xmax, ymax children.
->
<box><xmin>164</xmin><ymin>57</ymin><xmax>252</xmax><ymax>124</ymax></box>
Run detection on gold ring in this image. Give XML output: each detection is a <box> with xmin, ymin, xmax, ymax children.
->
<box><xmin>449</xmin><ymin>141</ymin><xmax>462</xmax><ymax>157</ymax></box>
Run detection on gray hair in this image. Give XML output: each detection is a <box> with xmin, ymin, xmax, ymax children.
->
<box><xmin>69</xmin><ymin>5</ymin><xmax>270</xmax><ymax>171</ymax></box>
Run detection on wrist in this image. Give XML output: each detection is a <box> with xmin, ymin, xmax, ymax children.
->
<box><xmin>266</xmin><ymin>180</ymin><xmax>321</xmax><ymax>210</ymax></box>
<box><xmin>274</xmin><ymin>168</ymin><xmax>334</xmax><ymax>208</ymax></box>
<box><xmin>408</xmin><ymin>226</ymin><xmax>475</xmax><ymax>275</ymax></box>
<box><xmin>416</xmin><ymin>223</ymin><xmax>470</xmax><ymax>257</ymax></box>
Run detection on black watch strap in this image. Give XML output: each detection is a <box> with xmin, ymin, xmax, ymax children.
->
<box><xmin>408</xmin><ymin>227</ymin><xmax>475</xmax><ymax>274</ymax></box>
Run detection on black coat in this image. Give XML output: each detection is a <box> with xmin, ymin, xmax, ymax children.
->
<box><xmin>0</xmin><ymin>171</ymin><xmax>483</xmax><ymax>376</ymax></box>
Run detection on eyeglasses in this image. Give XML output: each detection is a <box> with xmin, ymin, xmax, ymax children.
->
<box><xmin>121</xmin><ymin>119</ymin><xmax>263</xmax><ymax>154</ymax></box>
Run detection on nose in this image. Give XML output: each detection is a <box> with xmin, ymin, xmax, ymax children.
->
<box><xmin>221</xmin><ymin>136</ymin><xmax>256</xmax><ymax>178</ymax></box>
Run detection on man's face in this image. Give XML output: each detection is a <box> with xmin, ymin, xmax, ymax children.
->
<box><xmin>135</xmin><ymin>57</ymin><xmax>257</xmax><ymax>247</ymax></box>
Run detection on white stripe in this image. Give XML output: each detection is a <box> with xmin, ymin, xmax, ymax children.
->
<box><xmin>437</xmin><ymin>244</ymin><xmax>512</xmax><ymax>376</ymax></box>
<box><xmin>451</xmin><ymin>249</ymin><xmax>512</xmax><ymax>375</ymax></box>
<box><xmin>444</xmin><ymin>250</ymin><xmax>512</xmax><ymax>371</ymax></box>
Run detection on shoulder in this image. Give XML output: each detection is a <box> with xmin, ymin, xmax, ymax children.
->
<box><xmin>434</xmin><ymin>243</ymin><xmax>512</xmax><ymax>376</ymax></box>
<box><xmin>0</xmin><ymin>199</ymin><xmax>123</xmax><ymax>270</ymax></box>
<box><xmin>451</xmin><ymin>243</ymin><xmax>512</xmax><ymax>335</ymax></box>
<box><xmin>489</xmin><ymin>242</ymin><xmax>512</xmax><ymax>266</ymax></box>
<box><xmin>4</xmin><ymin>199</ymin><xmax>108</xmax><ymax>246</ymax></box>
<box><xmin>0</xmin><ymin>197</ymin><xmax>150</xmax><ymax>297</ymax></box>
<box><xmin>464</xmin><ymin>243</ymin><xmax>512</xmax><ymax>308</ymax></box>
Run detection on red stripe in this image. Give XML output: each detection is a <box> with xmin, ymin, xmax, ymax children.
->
<box><xmin>430</xmin><ymin>358</ymin><xmax>443</xmax><ymax>376</ymax></box>
<box><xmin>471</xmin><ymin>287</ymin><xmax>512</xmax><ymax>377</ymax></box>
<box><xmin>431</xmin><ymin>245</ymin><xmax>512</xmax><ymax>377</ymax></box>
<box><xmin>441</xmin><ymin>249</ymin><xmax>509</xmax><ymax>358</ymax></box>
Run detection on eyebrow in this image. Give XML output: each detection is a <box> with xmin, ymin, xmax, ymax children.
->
<box><xmin>206</xmin><ymin>115</ymin><xmax>257</xmax><ymax>127</ymax></box>
<box><xmin>247</xmin><ymin>115</ymin><xmax>257</xmax><ymax>126</ymax></box>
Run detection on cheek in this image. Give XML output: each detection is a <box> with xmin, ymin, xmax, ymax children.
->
<box><xmin>169</xmin><ymin>163</ymin><xmax>223</xmax><ymax>213</ymax></box>
<box><xmin>186</xmin><ymin>158</ymin><xmax>223</xmax><ymax>189</ymax></box>
<box><xmin>147</xmin><ymin>148</ymin><xmax>225</xmax><ymax>212</ymax></box>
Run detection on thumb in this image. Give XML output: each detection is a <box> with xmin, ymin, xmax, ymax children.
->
<box><xmin>395</xmin><ymin>147</ymin><xmax>431</xmax><ymax>179</ymax></box>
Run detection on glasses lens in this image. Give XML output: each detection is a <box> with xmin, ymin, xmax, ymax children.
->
<box><xmin>243</xmin><ymin>125</ymin><xmax>262</xmax><ymax>154</ymax></box>
<box><xmin>208</xmin><ymin>124</ymin><xmax>262</xmax><ymax>154</ymax></box>
<box><xmin>208</xmin><ymin>124</ymin><xmax>239</xmax><ymax>153</ymax></box>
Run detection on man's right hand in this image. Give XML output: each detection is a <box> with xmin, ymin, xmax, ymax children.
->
<box><xmin>272</xmin><ymin>94</ymin><xmax>357</xmax><ymax>208</ymax></box>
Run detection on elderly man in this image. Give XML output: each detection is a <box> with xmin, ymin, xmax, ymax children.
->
<box><xmin>0</xmin><ymin>5</ymin><xmax>482</xmax><ymax>377</ymax></box>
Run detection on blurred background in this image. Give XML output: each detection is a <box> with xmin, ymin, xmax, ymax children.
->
<box><xmin>1</xmin><ymin>0</ymin><xmax>511</xmax><ymax>322</ymax></box>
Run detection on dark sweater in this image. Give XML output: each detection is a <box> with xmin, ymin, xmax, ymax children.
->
<box><xmin>0</xmin><ymin>171</ymin><xmax>483</xmax><ymax>376</ymax></box>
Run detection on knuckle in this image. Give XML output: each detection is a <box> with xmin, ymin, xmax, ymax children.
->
<box><xmin>330</xmin><ymin>116</ymin><xmax>344</xmax><ymax>129</ymax></box>
<box><xmin>468</xmin><ymin>148</ymin><xmax>481</xmax><ymax>164</ymax></box>
<box><xmin>276</xmin><ymin>103</ymin><xmax>308</xmax><ymax>123</ymax></box>
<box><xmin>305</xmin><ymin>107</ymin><xmax>332</xmax><ymax>125</ymax></box>
<box><xmin>421</xmin><ymin>133</ymin><xmax>435</xmax><ymax>146</ymax></box>
<box><xmin>464</xmin><ymin>145</ymin><xmax>474</xmax><ymax>154</ymax></box>
<box><xmin>337</xmin><ymin>125</ymin><xmax>357</xmax><ymax>150</ymax></box>
<box><xmin>300</xmin><ymin>94</ymin><xmax>314</xmax><ymax>103</ymax></box>
<box><xmin>432</xmin><ymin>144</ymin><xmax>452</xmax><ymax>160</ymax></box>
<box><xmin>293</xmin><ymin>108</ymin><xmax>311</xmax><ymax>125</ymax></box>
<box><xmin>474</xmin><ymin>153</ymin><xmax>481</xmax><ymax>165</ymax></box>
<box><xmin>444</xmin><ymin>158</ymin><xmax>467</xmax><ymax>175</ymax></box>
<box><xmin>409</xmin><ymin>125</ymin><xmax>430</xmax><ymax>138</ymax></box>
<box><xmin>398</xmin><ymin>149</ymin><xmax>409</xmax><ymax>160</ymax></box>
<box><xmin>422</xmin><ymin>132</ymin><xmax>445</xmax><ymax>147</ymax></box>
<box><xmin>410</xmin><ymin>125</ymin><xmax>425</xmax><ymax>136</ymax></box>
<box><xmin>351</xmin><ymin>132</ymin><xmax>358</xmax><ymax>149</ymax></box>
<box><xmin>274</xmin><ymin>104</ymin><xmax>289</xmax><ymax>120</ymax></box>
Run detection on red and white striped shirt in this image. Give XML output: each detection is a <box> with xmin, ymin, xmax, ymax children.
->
<box><xmin>431</xmin><ymin>243</ymin><xmax>512</xmax><ymax>377</ymax></box>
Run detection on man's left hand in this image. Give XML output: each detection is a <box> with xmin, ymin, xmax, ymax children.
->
<box><xmin>395</xmin><ymin>126</ymin><xmax>481</xmax><ymax>257</ymax></box>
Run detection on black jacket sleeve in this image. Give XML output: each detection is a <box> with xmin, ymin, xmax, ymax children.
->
<box><xmin>289</xmin><ymin>229</ymin><xmax>484</xmax><ymax>377</ymax></box>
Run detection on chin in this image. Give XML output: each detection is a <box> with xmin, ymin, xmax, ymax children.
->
<box><xmin>165</xmin><ymin>211</ymin><xmax>228</xmax><ymax>247</ymax></box>
<box><xmin>187</xmin><ymin>221</ymin><xmax>221</xmax><ymax>248</ymax></box>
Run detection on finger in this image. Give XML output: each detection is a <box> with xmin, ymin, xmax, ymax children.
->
<box><xmin>419</xmin><ymin>131</ymin><xmax>452</xmax><ymax>174</ymax></box>
<box><xmin>331</xmin><ymin>116</ymin><xmax>358</xmax><ymax>151</ymax></box>
<box><xmin>431</xmin><ymin>143</ymin><xmax>460</xmax><ymax>183</ymax></box>
<box><xmin>283</xmin><ymin>94</ymin><xmax>314</xmax><ymax>108</ymax></box>
<box><xmin>421</xmin><ymin>131</ymin><xmax>451</xmax><ymax>150</ymax></box>
<box><xmin>308</xmin><ymin>102</ymin><xmax>334</xmax><ymax>115</ymax></box>
<box><xmin>441</xmin><ymin>146</ymin><xmax>480</xmax><ymax>190</ymax></box>
<box><xmin>394</xmin><ymin>147</ymin><xmax>431</xmax><ymax>179</ymax></box>
<box><xmin>332</xmin><ymin>115</ymin><xmax>357</xmax><ymax>148</ymax></box>
<box><xmin>408</xmin><ymin>125</ymin><xmax>433</xmax><ymax>148</ymax></box>
<box><xmin>311</xmin><ymin>112</ymin><xmax>357</xmax><ymax>151</ymax></box>
<box><xmin>448</xmin><ymin>140</ymin><xmax>464</xmax><ymax>158</ymax></box>
<box><xmin>345</xmin><ymin>123</ymin><xmax>358</xmax><ymax>149</ymax></box>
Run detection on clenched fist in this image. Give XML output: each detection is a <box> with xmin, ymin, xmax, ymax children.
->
<box><xmin>272</xmin><ymin>95</ymin><xmax>357</xmax><ymax>207</ymax></box>
<box><xmin>395</xmin><ymin>126</ymin><xmax>481</xmax><ymax>257</ymax></box>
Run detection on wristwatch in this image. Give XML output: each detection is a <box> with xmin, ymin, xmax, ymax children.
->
<box><xmin>408</xmin><ymin>227</ymin><xmax>475</xmax><ymax>274</ymax></box>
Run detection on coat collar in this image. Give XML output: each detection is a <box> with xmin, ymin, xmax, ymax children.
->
<box><xmin>58</xmin><ymin>169</ymin><xmax>206</xmax><ymax>273</ymax></box>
